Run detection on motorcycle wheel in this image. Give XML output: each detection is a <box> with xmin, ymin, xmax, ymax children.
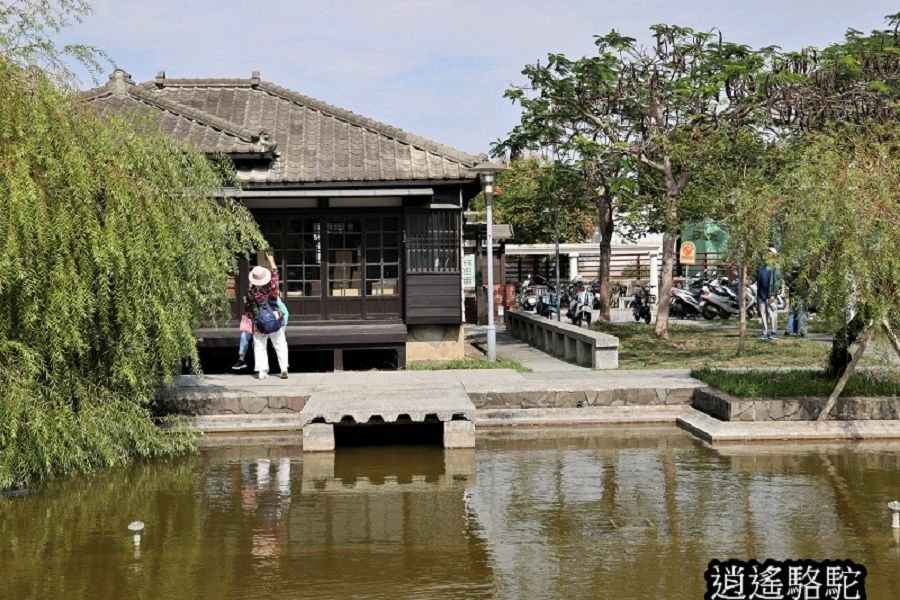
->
<box><xmin>702</xmin><ymin>305</ymin><xmax>718</xmax><ymax>320</ymax></box>
<box><xmin>643</xmin><ymin>311</ymin><xmax>651</xmax><ymax>324</ymax></box>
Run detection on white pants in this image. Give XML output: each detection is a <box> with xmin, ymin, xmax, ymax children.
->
<box><xmin>758</xmin><ymin>299</ymin><xmax>777</xmax><ymax>333</ymax></box>
<box><xmin>253</xmin><ymin>327</ymin><xmax>288</xmax><ymax>374</ymax></box>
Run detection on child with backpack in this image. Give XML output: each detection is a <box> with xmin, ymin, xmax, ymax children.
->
<box><xmin>241</xmin><ymin>253</ymin><xmax>289</xmax><ymax>379</ymax></box>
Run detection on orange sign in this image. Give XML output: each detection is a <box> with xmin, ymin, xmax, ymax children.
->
<box><xmin>680</xmin><ymin>241</ymin><xmax>697</xmax><ymax>265</ymax></box>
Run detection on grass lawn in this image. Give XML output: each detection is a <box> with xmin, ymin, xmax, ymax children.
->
<box><xmin>691</xmin><ymin>366</ymin><xmax>900</xmax><ymax>397</ymax></box>
<box><xmin>407</xmin><ymin>357</ymin><xmax>530</xmax><ymax>372</ymax></box>
<box><xmin>711</xmin><ymin>314</ymin><xmax>833</xmax><ymax>334</ymax></box>
<box><xmin>592</xmin><ymin>322</ymin><xmax>830</xmax><ymax>370</ymax></box>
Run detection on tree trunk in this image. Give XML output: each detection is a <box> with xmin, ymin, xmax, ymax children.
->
<box><xmin>595</xmin><ymin>194</ymin><xmax>614</xmax><ymax>322</ymax></box>
<box><xmin>654</xmin><ymin>163</ymin><xmax>682</xmax><ymax>341</ymax></box>
<box><xmin>828</xmin><ymin>312</ymin><xmax>867</xmax><ymax>377</ymax></box>
<box><xmin>654</xmin><ymin>232</ymin><xmax>676</xmax><ymax>340</ymax></box>
<box><xmin>817</xmin><ymin>322</ymin><xmax>876</xmax><ymax>421</ymax></box>
<box><xmin>883</xmin><ymin>318</ymin><xmax>900</xmax><ymax>360</ymax></box>
<box><xmin>737</xmin><ymin>265</ymin><xmax>748</xmax><ymax>356</ymax></box>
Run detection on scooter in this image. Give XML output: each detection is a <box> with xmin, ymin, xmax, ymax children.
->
<box><xmin>632</xmin><ymin>285</ymin><xmax>655</xmax><ymax>324</ymax></box>
<box><xmin>700</xmin><ymin>279</ymin><xmax>741</xmax><ymax>320</ymax></box>
<box><xmin>567</xmin><ymin>286</ymin><xmax>594</xmax><ymax>327</ymax></box>
<box><xmin>518</xmin><ymin>275</ymin><xmax>547</xmax><ymax>312</ymax></box>
<box><xmin>537</xmin><ymin>287</ymin><xmax>559</xmax><ymax>319</ymax></box>
<box><xmin>669</xmin><ymin>284</ymin><xmax>703</xmax><ymax>319</ymax></box>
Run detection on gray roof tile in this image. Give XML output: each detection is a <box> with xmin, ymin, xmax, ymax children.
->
<box><xmin>83</xmin><ymin>71</ymin><xmax>478</xmax><ymax>184</ymax></box>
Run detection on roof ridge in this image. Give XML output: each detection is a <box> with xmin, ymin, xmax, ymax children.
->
<box><xmin>80</xmin><ymin>78</ymin><xmax>275</xmax><ymax>151</ymax></box>
<box><xmin>257</xmin><ymin>81</ymin><xmax>478</xmax><ymax>166</ymax></box>
<box><xmin>129</xmin><ymin>87</ymin><xmax>252</xmax><ymax>142</ymax></box>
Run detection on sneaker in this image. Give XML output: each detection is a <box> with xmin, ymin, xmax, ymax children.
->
<box><xmin>257</xmin><ymin>371</ymin><xmax>269</xmax><ymax>380</ymax></box>
<box><xmin>280</xmin><ymin>371</ymin><xmax>288</xmax><ymax>380</ymax></box>
<box><xmin>231</xmin><ymin>359</ymin><xmax>248</xmax><ymax>370</ymax></box>
<box><xmin>757</xmin><ymin>333</ymin><xmax>769</xmax><ymax>340</ymax></box>
<box><xmin>768</xmin><ymin>333</ymin><xmax>779</xmax><ymax>340</ymax></box>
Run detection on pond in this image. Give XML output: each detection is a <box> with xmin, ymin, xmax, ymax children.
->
<box><xmin>2</xmin><ymin>425</ymin><xmax>899</xmax><ymax>598</ymax></box>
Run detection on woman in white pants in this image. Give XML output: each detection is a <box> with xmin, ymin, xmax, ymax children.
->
<box><xmin>245</xmin><ymin>255</ymin><xmax>289</xmax><ymax>379</ymax></box>
<box><xmin>252</xmin><ymin>325</ymin><xmax>288</xmax><ymax>379</ymax></box>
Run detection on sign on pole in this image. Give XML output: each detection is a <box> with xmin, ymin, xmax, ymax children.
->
<box><xmin>679</xmin><ymin>241</ymin><xmax>697</xmax><ymax>265</ymax></box>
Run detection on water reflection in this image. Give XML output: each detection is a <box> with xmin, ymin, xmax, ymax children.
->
<box><xmin>1</xmin><ymin>428</ymin><xmax>899</xmax><ymax>599</ymax></box>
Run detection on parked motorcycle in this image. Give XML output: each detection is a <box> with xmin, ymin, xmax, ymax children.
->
<box><xmin>518</xmin><ymin>275</ymin><xmax>547</xmax><ymax>312</ymax></box>
<box><xmin>536</xmin><ymin>285</ymin><xmax>559</xmax><ymax>319</ymax></box>
<box><xmin>700</xmin><ymin>278</ymin><xmax>741</xmax><ymax>320</ymax></box>
<box><xmin>632</xmin><ymin>285</ymin><xmax>655</xmax><ymax>324</ymax></box>
<box><xmin>567</xmin><ymin>286</ymin><xmax>593</xmax><ymax>327</ymax></box>
<box><xmin>669</xmin><ymin>279</ymin><xmax>704</xmax><ymax>319</ymax></box>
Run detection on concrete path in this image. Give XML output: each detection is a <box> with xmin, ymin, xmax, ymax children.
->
<box><xmin>466</xmin><ymin>326</ymin><xmax>588</xmax><ymax>372</ymax></box>
<box><xmin>173</xmin><ymin>367</ymin><xmax>701</xmax><ymax>400</ymax></box>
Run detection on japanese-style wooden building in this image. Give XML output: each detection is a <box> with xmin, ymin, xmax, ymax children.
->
<box><xmin>85</xmin><ymin>69</ymin><xmax>482</xmax><ymax>369</ymax></box>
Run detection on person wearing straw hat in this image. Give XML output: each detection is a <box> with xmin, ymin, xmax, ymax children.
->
<box><xmin>244</xmin><ymin>252</ymin><xmax>289</xmax><ymax>379</ymax></box>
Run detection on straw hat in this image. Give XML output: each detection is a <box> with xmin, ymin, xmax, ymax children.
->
<box><xmin>249</xmin><ymin>266</ymin><xmax>272</xmax><ymax>287</ymax></box>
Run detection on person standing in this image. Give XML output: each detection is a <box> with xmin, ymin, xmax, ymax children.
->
<box><xmin>782</xmin><ymin>264</ymin><xmax>809</xmax><ymax>337</ymax></box>
<box><xmin>245</xmin><ymin>252</ymin><xmax>289</xmax><ymax>379</ymax></box>
<box><xmin>756</xmin><ymin>247</ymin><xmax>783</xmax><ymax>340</ymax></box>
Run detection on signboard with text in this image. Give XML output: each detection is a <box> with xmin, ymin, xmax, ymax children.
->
<box><xmin>462</xmin><ymin>254</ymin><xmax>476</xmax><ymax>289</ymax></box>
<box><xmin>680</xmin><ymin>241</ymin><xmax>697</xmax><ymax>265</ymax></box>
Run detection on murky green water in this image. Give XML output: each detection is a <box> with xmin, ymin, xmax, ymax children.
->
<box><xmin>2</xmin><ymin>425</ymin><xmax>900</xmax><ymax>599</ymax></box>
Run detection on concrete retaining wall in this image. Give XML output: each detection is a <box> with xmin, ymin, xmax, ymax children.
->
<box><xmin>158</xmin><ymin>391</ymin><xmax>308</xmax><ymax>415</ymax></box>
<box><xmin>469</xmin><ymin>387</ymin><xmax>695</xmax><ymax>409</ymax></box>
<box><xmin>694</xmin><ymin>387</ymin><xmax>900</xmax><ymax>421</ymax></box>
<box><xmin>505</xmin><ymin>310</ymin><xmax>619</xmax><ymax>369</ymax></box>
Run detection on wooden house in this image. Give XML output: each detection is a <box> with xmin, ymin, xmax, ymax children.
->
<box><xmin>84</xmin><ymin>69</ymin><xmax>481</xmax><ymax>369</ymax></box>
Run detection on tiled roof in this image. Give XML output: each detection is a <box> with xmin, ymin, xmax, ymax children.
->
<box><xmin>83</xmin><ymin>70</ymin><xmax>480</xmax><ymax>185</ymax></box>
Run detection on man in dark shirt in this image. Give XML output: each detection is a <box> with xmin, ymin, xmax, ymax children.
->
<box><xmin>757</xmin><ymin>247</ymin><xmax>783</xmax><ymax>340</ymax></box>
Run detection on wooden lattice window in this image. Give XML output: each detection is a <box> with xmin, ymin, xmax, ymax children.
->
<box><xmin>364</xmin><ymin>216</ymin><xmax>400</xmax><ymax>295</ymax></box>
<box><xmin>406</xmin><ymin>211</ymin><xmax>460</xmax><ymax>273</ymax></box>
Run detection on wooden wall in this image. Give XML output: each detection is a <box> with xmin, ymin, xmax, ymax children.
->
<box><xmin>405</xmin><ymin>273</ymin><xmax>461</xmax><ymax>324</ymax></box>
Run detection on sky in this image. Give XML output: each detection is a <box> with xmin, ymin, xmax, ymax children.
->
<box><xmin>60</xmin><ymin>0</ymin><xmax>899</xmax><ymax>156</ymax></box>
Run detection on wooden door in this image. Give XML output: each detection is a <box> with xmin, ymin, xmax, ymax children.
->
<box><xmin>324</xmin><ymin>218</ymin><xmax>363</xmax><ymax>319</ymax></box>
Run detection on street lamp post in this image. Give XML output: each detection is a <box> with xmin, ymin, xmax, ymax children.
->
<box><xmin>470</xmin><ymin>161</ymin><xmax>506</xmax><ymax>361</ymax></box>
<box><xmin>554</xmin><ymin>202</ymin><xmax>561</xmax><ymax>321</ymax></box>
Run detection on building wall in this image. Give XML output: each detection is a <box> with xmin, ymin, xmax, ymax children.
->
<box><xmin>405</xmin><ymin>324</ymin><xmax>465</xmax><ymax>362</ymax></box>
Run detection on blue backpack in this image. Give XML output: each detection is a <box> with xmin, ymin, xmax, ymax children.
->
<box><xmin>254</xmin><ymin>299</ymin><xmax>283</xmax><ymax>334</ymax></box>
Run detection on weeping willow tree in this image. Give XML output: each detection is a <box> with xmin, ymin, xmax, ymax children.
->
<box><xmin>0</xmin><ymin>58</ymin><xmax>265</xmax><ymax>488</ymax></box>
<box><xmin>770</xmin><ymin>124</ymin><xmax>900</xmax><ymax>420</ymax></box>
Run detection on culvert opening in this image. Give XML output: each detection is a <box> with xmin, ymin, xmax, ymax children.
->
<box><xmin>343</xmin><ymin>348</ymin><xmax>400</xmax><ymax>371</ymax></box>
<box><xmin>195</xmin><ymin>347</ymin><xmax>334</xmax><ymax>374</ymax></box>
<box><xmin>334</xmin><ymin>421</ymin><xmax>443</xmax><ymax>447</ymax></box>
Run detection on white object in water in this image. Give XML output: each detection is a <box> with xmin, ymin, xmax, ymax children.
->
<box><xmin>889</xmin><ymin>501</ymin><xmax>900</xmax><ymax>529</ymax></box>
<box><xmin>128</xmin><ymin>521</ymin><xmax>144</xmax><ymax>546</ymax></box>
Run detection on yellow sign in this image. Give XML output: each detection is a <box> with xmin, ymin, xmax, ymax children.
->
<box><xmin>680</xmin><ymin>241</ymin><xmax>697</xmax><ymax>265</ymax></box>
